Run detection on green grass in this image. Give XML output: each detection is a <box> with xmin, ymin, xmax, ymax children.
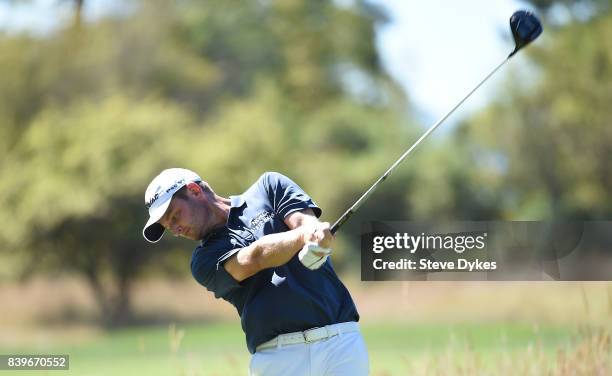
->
<box><xmin>362</xmin><ymin>322</ymin><xmax>578</xmax><ymax>375</ymax></box>
<box><xmin>0</xmin><ymin>322</ymin><xmax>603</xmax><ymax>376</ymax></box>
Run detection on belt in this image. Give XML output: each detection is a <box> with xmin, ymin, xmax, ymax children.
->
<box><xmin>256</xmin><ymin>322</ymin><xmax>360</xmax><ymax>352</ymax></box>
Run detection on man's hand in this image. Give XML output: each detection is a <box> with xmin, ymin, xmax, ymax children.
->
<box><xmin>299</xmin><ymin>222</ymin><xmax>333</xmax><ymax>270</ymax></box>
<box><xmin>301</xmin><ymin>221</ymin><xmax>333</xmax><ymax>250</ymax></box>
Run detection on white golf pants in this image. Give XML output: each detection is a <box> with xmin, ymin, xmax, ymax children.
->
<box><xmin>249</xmin><ymin>322</ymin><xmax>369</xmax><ymax>376</ymax></box>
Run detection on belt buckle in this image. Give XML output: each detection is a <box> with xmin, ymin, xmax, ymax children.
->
<box><xmin>303</xmin><ymin>327</ymin><xmax>319</xmax><ymax>343</ymax></box>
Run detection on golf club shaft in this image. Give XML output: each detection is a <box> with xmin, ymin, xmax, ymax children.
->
<box><xmin>330</xmin><ymin>56</ymin><xmax>511</xmax><ymax>235</ymax></box>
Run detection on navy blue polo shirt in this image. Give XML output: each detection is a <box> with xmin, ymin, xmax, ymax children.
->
<box><xmin>190</xmin><ymin>172</ymin><xmax>359</xmax><ymax>354</ymax></box>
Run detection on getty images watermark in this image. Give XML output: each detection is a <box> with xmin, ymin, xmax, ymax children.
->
<box><xmin>372</xmin><ymin>231</ymin><xmax>493</xmax><ymax>272</ymax></box>
<box><xmin>361</xmin><ymin>221</ymin><xmax>612</xmax><ymax>281</ymax></box>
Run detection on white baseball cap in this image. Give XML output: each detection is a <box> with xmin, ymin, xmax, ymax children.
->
<box><xmin>143</xmin><ymin>168</ymin><xmax>202</xmax><ymax>243</ymax></box>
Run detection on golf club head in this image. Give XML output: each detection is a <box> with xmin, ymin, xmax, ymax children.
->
<box><xmin>508</xmin><ymin>10</ymin><xmax>543</xmax><ymax>57</ymax></box>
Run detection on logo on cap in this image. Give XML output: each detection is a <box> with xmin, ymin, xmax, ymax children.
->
<box><xmin>145</xmin><ymin>178</ymin><xmax>186</xmax><ymax>209</ymax></box>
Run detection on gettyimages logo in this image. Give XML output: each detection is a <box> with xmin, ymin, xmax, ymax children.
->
<box><xmin>372</xmin><ymin>232</ymin><xmax>487</xmax><ymax>254</ymax></box>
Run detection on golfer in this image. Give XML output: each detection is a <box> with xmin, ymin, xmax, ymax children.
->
<box><xmin>142</xmin><ymin>168</ymin><xmax>369</xmax><ymax>375</ymax></box>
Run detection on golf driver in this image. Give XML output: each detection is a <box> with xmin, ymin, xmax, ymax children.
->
<box><xmin>329</xmin><ymin>10</ymin><xmax>542</xmax><ymax>235</ymax></box>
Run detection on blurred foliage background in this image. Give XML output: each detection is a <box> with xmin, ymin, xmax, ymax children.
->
<box><xmin>0</xmin><ymin>0</ymin><xmax>610</xmax><ymax>332</ymax></box>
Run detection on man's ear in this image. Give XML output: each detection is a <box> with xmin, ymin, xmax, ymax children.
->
<box><xmin>185</xmin><ymin>182</ymin><xmax>202</xmax><ymax>196</ymax></box>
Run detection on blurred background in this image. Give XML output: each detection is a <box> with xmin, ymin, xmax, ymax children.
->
<box><xmin>0</xmin><ymin>0</ymin><xmax>610</xmax><ymax>375</ymax></box>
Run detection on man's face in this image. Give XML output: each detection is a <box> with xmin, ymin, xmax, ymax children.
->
<box><xmin>159</xmin><ymin>184</ymin><xmax>209</xmax><ymax>241</ymax></box>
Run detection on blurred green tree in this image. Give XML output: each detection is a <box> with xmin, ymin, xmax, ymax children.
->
<box><xmin>0</xmin><ymin>96</ymin><xmax>204</xmax><ymax>325</ymax></box>
<box><xmin>526</xmin><ymin>0</ymin><xmax>608</xmax><ymax>17</ymax></box>
<box><xmin>453</xmin><ymin>4</ymin><xmax>612</xmax><ymax>219</ymax></box>
<box><xmin>0</xmin><ymin>0</ymin><xmax>411</xmax><ymax>325</ymax></box>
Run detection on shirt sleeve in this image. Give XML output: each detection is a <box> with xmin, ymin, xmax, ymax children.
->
<box><xmin>261</xmin><ymin>172</ymin><xmax>322</xmax><ymax>219</ymax></box>
<box><xmin>190</xmin><ymin>243</ymin><xmax>242</xmax><ymax>300</ymax></box>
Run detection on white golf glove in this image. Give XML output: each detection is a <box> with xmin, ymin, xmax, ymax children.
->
<box><xmin>299</xmin><ymin>242</ymin><xmax>332</xmax><ymax>270</ymax></box>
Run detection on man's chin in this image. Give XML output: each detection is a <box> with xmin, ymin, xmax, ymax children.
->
<box><xmin>186</xmin><ymin>232</ymin><xmax>199</xmax><ymax>241</ymax></box>
<box><xmin>181</xmin><ymin>229</ymin><xmax>198</xmax><ymax>241</ymax></box>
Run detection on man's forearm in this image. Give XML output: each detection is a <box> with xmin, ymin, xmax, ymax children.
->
<box><xmin>225</xmin><ymin>209</ymin><xmax>332</xmax><ymax>281</ymax></box>
<box><xmin>241</xmin><ymin>228</ymin><xmax>305</xmax><ymax>270</ymax></box>
<box><xmin>225</xmin><ymin>227</ymin><xmax>306</xmax><ymax>281</ymax></box>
